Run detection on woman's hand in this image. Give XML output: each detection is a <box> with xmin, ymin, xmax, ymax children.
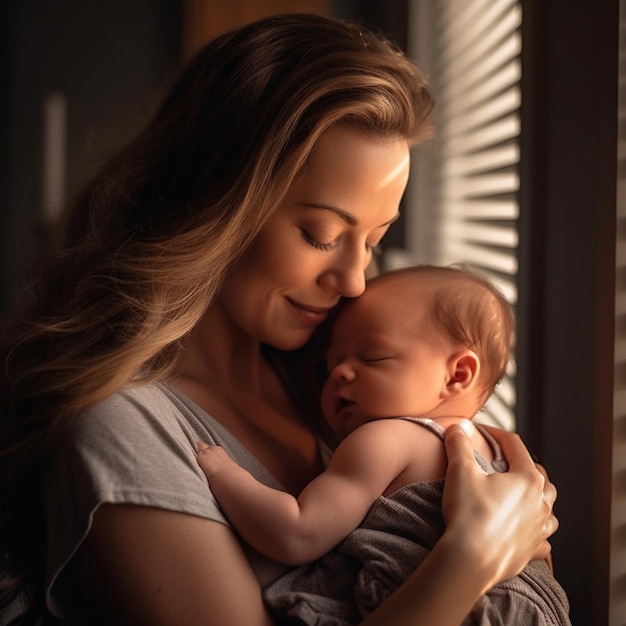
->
<box><xmin>442</xmin><ymin>423</ymin><xmax>558</xmax><ymax>591</ymax></box>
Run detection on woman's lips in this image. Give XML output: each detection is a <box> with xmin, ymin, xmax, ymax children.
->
<box><xmin>287</xmin><ymin>298</ymin><xmax>336</xmax><ymax>325</ymax></box>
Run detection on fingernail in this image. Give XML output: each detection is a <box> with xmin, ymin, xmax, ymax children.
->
<box><xmin>454</xmin><ymin>419</ymin><xmax>473</xmax><ymax>436</ymax></box>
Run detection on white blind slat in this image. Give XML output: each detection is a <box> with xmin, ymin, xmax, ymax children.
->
<box><xmin>444</xmin><ymin>145</ymin><xmax>520</xmax><ymax>178</ymax></box>
<box><xmin>444</xmin><ymin>89</ymin><xmax>521</xmax><ymax>139</ymax></box>
<box><xmin>441</xmin><ymin>223</ymin><xmax>518</xmax><ymax>248</ymax></box>
<box><xmin>440</xmin><ymin>171</ymin><xmax>519</xmax><ymax>198</ymax></box>
<box><xmin>437</xmin><ymin>242</ymin><xmax>518</xmax><ymax>275</ymax></box>
<box><xmin>438</xmin><ymin>61</ymin><xmax>521</xmax><ymax>117</ymax></box>
<box><xmin>438</xmin><ymin>27</ymin><xmax>522</xmax><ymax>96</ymax></box>
<box><xmin>438</xmin><ymin>0</ymin><xmax>519</xmax><ymax>65</ymax></box>
<box><xmin>438</xmin><ymin>200</ymin><xmax>518</xmax><ymax>219</ymax></box>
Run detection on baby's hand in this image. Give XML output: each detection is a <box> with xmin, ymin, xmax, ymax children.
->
<box><xmin>196</xmin><ymin>442</ymin><xmax>237</xmax><ymax>481</ymax></box>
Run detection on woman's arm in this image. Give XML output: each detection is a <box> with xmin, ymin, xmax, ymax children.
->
<box><xmin>82</xmin><ymin>503</ymin><xmax>480</xmax><ymax>626</ymax></box>
<box><xmin>79</xmin><ymin>504</ymin><xmax>275</xmax><ymax>626</ymax></box>
<box><xmin>81</xmin><ymin>426</ymin><xmax>556</xmax><ymax>626</ymax></box>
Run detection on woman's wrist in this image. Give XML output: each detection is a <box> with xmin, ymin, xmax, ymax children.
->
<box><xmin>436</xmin><ymin>526</ymin><xmax>500</xmax><ymax>596</ymax></box>
<box><xmin>360</xmin><ymin>529</ymin><xmax>495</xmax><ymax>626</ymax></box>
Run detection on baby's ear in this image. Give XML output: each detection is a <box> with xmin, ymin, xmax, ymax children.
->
<box><xmin>443</xmin><ymin>349</ymin><xmax>479</xmax><ymax>396</ymax></box>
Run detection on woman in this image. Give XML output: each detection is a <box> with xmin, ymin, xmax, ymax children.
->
<box><xmin>0</xmin><ymin>14</ymin><xmax>557</xmax><ymax>625</ymax></box>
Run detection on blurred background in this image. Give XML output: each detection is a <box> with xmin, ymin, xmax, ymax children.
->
<box><xmin>0</xmin><ymin>0</ymin><xmax>622</xmax><ymax>623</ymax></box>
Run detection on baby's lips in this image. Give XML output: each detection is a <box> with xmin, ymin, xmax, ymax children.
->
<box><xmin>333</xmin><ymin>394</ymin><xmax>356</xmax><ymax>415</ymax></box>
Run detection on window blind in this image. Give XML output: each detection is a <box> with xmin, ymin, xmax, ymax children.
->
<box><xmin>401</xmin><ymin>0</ymin><xmax>522</xmax><ymax>430</ymax></box>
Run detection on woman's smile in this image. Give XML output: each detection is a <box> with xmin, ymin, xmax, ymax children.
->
<box><xmin>286</xmin><ymin>297</ymin><xmax>337</xmax><ymax>326</ymax></box>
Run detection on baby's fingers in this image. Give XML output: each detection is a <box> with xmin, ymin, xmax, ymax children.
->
<box><xmin>196</xmin><ymin>443</ymin><xmax>232</xmax><ymax>478</ymax></box>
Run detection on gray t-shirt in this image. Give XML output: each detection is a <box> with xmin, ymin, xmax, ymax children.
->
<box><xmin>45</xmin><ymin>382</ymin><xmax>291</xmax><ymax>623</ymax></box>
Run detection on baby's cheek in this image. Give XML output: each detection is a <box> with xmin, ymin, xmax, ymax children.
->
<box><xmin>369</xmin><ymin>375</ymin><xmax>410</xmax><ymax>414</ymax></box>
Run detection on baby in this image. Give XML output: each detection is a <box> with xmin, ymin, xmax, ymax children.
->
<box><xmin>198</xmin><ymin>265</ymin><xmax>571</xmax><ymax>625</ymax></box>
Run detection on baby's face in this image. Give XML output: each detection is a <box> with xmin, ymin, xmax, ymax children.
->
<box><xmin>320</xmin><ymin>278</ymin><xmax>450</xmax><ymax>438</ymax></box>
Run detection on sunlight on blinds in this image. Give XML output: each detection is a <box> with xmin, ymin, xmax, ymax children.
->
<box><xmin>403</xmin><ymin>0</ymin><xmax>522</xmax><ymax>430</ymax></box>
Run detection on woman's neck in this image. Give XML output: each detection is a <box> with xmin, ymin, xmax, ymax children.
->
<box><xmin>177</xmin><ymin>304</ymin><xmax>264</xmax><ymax>393</ymax></box>
<box><xmin>173</xmin><ymin>306</ymin><xmax>324</xmax><ymax>493</ymax></box>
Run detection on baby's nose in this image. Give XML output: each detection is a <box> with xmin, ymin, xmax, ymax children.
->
<box><xmin>331</xmin><ymin>361</ymin><xmax>356</xmax><ymax>382</ymax></box>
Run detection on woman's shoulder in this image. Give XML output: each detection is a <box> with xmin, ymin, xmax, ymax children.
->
<box><xmin>72</xmin><ymin>382</ymin><xmax>220</xmax><ymax>445</ymax></box>
<box><xmin>49</xmin><ymin>381</ymin><xmax>219</xmax><ymax>503</ymax></box>
<box><xmin>64</xmin><ymin>381</ymin><xmax>284</xmax><ymax>489</ymax></box>
<box><xmin>79</xmin><ymin>381</ymin><xmax>184</xmax><ymax>423</ymax></box>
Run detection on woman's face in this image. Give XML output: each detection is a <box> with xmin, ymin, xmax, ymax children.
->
<box><xmin>215</xmin><ymin>126</ymin><xmax>410</xmax><ymax>350</ymax></box>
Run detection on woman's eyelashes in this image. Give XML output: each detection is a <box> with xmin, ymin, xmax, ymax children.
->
<box><xmin>300</xmin><ymin>228</ymin><xmax>337</xmax><ymax>251</ymax></box>
<box><xmin>300</xmin><ymin>228</ymin><xmax>383</xmax><ymax>254</ymax></box>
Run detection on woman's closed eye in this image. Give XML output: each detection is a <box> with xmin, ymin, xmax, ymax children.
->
<box><xmin>300</xmin><ymin>228</ymin><xmax>337</xmax><ymax>251</ymax></box>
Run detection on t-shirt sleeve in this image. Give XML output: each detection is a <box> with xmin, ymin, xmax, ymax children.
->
<box><xmin>44</xmin><ymin>385</ymin><xmax>229</xmax><ymax>618</ymax></box>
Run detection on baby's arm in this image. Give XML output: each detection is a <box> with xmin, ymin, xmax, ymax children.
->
<box><xmin>197</xmin><ymin>422</ymin><xmax>407</xmax><ymax>565</ymax></box>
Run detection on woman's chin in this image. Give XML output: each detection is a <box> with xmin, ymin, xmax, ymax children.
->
<box><xmin>267</xmin><ymin>329</ymin><xmax>316</xmax><ymax>352</ymax></box>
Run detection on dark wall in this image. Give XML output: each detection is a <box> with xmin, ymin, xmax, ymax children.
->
<box><xmin>517</xmin><ymin>1</ymin><xmax>618</xmax><ymax>623</ymax></box>
<box><xmin>1</xmin><ymin>0</ymin><xmax>181</xmax><ymax>308</ymax></box>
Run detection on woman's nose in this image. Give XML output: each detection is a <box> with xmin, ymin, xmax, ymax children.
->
<box><xmin>319</xmin><ymin>250</ymin><xmax>367</xmax><ymax>298</ymax></box>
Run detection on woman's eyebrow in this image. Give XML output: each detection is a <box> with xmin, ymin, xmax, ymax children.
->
<box><xmin>300</xmin><ymin>202</ymin><xmax>400</xmax><ymax>228</ymax></box>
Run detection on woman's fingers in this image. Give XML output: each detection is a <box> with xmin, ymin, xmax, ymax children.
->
<box><xmin>478</xmin><ymin>426</ymin><xmax>560</xmax><ymax>540</ymax></box>
<box><xmin>441</xmin><ymin>424</ymin><xmax>491</xmax><ymax>525</ymax></box>
<box><xmin>479</xmin><ymin>424</ymin><xmax>536</xmax><ymax>471</ymax></box>
<box><xmin>442</xmin><ymin>424</ymin><xmax>560</xmax><ymax>584</ymax></box>
<box><xmin>535</xmin><ymin>462</ymin><xmax>558</xmax><ymax>508</ymax></box>
<box><xmin>443</xmin><ymin>423</ymin><xmax>482</xmax><ymax>474</ymax></box>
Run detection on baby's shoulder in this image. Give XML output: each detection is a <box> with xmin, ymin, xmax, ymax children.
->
<box><xmin>349</xmin><ymin>417</ymin><xmax>447</xmax><ymax>474</ymax></box>
<box><xmin>367</xmin><ymin>417</ymin><xmax>449</xmax><ymax>492</ymax></box>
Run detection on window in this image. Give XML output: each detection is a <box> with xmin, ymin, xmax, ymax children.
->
<box><xmin>393</xmin><ymin>0</ymin><xmax>522</xmax><ymax>430</ymax></box>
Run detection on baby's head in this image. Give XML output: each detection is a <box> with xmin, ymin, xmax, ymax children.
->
<box><xmin>321</xmin><ymin>265</ymin><xmax>514</xmax><ymax>437</ymax></box>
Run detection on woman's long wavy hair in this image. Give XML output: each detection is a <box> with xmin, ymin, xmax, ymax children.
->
<box><xmin>0</xmin><ymin>13</ymin><xmax>434</xmax><ymax>622</ymax></box>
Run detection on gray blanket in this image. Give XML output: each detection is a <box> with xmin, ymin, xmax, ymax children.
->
<box><xmin>265</xmin><ymin>481</ymin><xmax>570</xmax><ymax>625</ymax></box>
<box><xmin>264</xmin><ymin>420</ymin><xmax>571</xmax><ymax>625</ymax></box>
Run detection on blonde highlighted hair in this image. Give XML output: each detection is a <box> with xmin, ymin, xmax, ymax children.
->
<box><xmin>0</xmin><ymin>13</ymin><xmax>434</xmax><ymax>620</ymax></box>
